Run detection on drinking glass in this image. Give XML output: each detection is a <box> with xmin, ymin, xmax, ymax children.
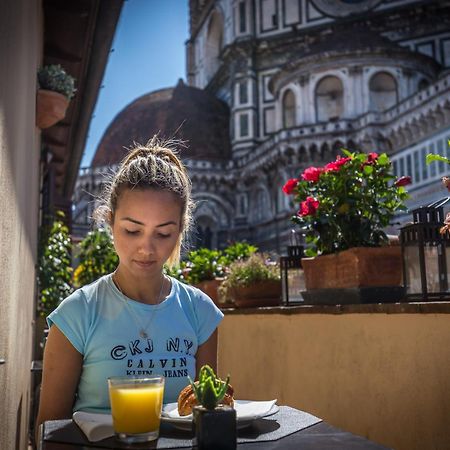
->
<box><xmin>108</xmin><ymin>375</ymin><xmax>165</xmax><ymax>443</ymax></box>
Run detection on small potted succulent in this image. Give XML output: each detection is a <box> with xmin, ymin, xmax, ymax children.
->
<box><xmin>36</xmin><ymin>64</ymin><xmax>76</xmax><ymax>129</ymax></box>
<box><xmin>190</xmin><ymin>365</ymin><xmax>236</xmax><ymax>450</ymax></box>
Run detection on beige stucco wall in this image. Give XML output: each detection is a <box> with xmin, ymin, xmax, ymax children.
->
<box><xmin>0</xmin><ymin>1</ymin><xmax>41</xmax><ymax>449</ymax></box>
<box><xmin>218</xmin><ymin>310</ymin><xmax>450</xmax><ymax>450</ymax></box>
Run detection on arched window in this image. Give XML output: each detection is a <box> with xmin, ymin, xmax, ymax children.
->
<box><xmin>369</xmin><ymin>72</ymin><xmax>397</xmax><ymax>111</ymax></box>
<box><xmin>205</xmin><ymin>11</ymin><xmax>224</xmax><ymax>82</ymax></box>
<box><xmin>418</xmin><ymin>78</ymin><xmax>429</xmax><ymax>91</ymax></box>
<box><xmin>254</xmin><ymin>187</ymin><xmax>270</xmax><ymax>222</ymax></box>
<box><xmin>315</xmin><ymin>76</ymin><xmax>344</xmax><ymax>122</ymax></box>
<box><xmin>282</xmin><ymin>89</ymin><xmax>296</xmax><ymax>128</ymax></box>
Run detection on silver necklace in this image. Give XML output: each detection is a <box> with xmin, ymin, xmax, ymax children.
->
<box><xmin>113</xmin><ymin>273</ymin><xmax>166</xmax><ymax>339</ymax></box>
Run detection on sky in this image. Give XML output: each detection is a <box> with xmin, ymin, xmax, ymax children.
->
<box><xmin>80</xmin><ymin>0</ymin><xmax>189</xmax><ymax>168</ymax></box>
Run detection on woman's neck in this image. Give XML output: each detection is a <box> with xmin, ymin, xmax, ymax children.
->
<box><xmin>112</xmin><ymin>267</ymin><xmax>169</xmax><ymax>305</ymax></box>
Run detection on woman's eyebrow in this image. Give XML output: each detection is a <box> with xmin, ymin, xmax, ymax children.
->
<box><xmin>120</xmin><ymin>217</ymin><xmax>144</xmax><ymax>225</ymax></box>
<box><xmin>157</xmin><ymin>221</ymin><xmax>178</xmax><ymax>228</ymax></box>
<box><xmin>120</xmin><ymin>217</ymin><xmax>178</xmax><ymax>227</ymax></box>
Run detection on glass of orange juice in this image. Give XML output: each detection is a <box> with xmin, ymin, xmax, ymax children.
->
<box><xmin>108</xmin><ymin>375</ymin><xmax>165</xmax><ymax>443</ymax></box>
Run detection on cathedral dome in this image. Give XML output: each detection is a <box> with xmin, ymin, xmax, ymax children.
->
<box><xmin>91</xmin><ymin>80</ymin><xmax>231</xmax><ymax>167</ymax></box>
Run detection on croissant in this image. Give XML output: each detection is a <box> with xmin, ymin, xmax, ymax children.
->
<box><xmin>177</xmin><ymin>382</ymin><xmax>235</xmax><ymax>416</ymax></box>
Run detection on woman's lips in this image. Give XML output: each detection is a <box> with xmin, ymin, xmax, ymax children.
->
<box><xmin>133</xmin><ymin>260</ymin><xmax>156</xmax><ymax>268</ymax></box>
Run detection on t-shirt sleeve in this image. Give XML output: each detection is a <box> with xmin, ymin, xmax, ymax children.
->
<box><xmin>46</xmin><ymin>288</ymin><xmax>90</xmax><ymax>354</ymax></box>
<box><xmin>192</xmin><ymin>289</ymin><xmax>224</xmax><ymax>346</ymax></box>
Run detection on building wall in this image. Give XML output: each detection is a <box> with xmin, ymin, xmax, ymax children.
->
<box><xmin>0</xmin><ymin>1</ymin><xmax>41</xmax><ymax>449</ymax></box>
<box><xmin>218</xmin><ymin>309</ymin><xmax>450</xmax><ymax>450</ymax></box>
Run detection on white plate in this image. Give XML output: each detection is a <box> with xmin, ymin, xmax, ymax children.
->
<box><xmin>161</xmin><ymin>400</ymin><xmax>279</xmax><ymax>431</ymax></box>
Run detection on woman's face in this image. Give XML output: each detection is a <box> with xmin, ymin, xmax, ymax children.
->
<box><xmin>111</xmin><ymin>188</ymin><xmax>182</xmax><ymax>279</ymax></box>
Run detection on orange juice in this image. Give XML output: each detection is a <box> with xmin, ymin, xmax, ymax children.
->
<box><xmin>109</xmin><ymin>384</ymin><xmax>164</xmax><ymax>433</ymax></box>
<box><xmin>108</xmin><ymin>375</ymin><xmax>165</xmax><ymax>443</ymax></box>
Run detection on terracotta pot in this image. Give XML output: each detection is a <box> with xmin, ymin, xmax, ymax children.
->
<box><xmin>233</xmin><ymin>279</ymin><xmax>282</xmax><ymax>308</ymax></box>
<box><xmin>301</xmin><ymin>246</ymin><xmax>403</xmax><ymax>290</ymax></box>
<box><xmin>36</xmin><ymin>89</ymin><xmax>69</xmax><ymax>129</ymax></box>
<box><xmin>195</xmin><ymin>279</ymin><xmax>223</xmax><ymax>305</ymax></box>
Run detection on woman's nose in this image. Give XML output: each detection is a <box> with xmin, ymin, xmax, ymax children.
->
<box><xmin>137</xmin><ymin>236</ymin><xmax>156</xmax><ymax>255</ymax></box>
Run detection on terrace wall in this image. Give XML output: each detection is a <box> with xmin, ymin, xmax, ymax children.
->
<box><xmin>218</xmin><ymin>304</ymin><xmax>450</xmax><ymax>450</ymax></box>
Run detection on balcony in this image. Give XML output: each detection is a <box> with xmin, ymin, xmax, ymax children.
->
<box><xmin>218</xmin><ymin>301</ymin><xmax>450</xmax><ymax>450</ymax></box>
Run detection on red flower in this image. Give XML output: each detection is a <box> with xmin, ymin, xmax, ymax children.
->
<box><xmin>394</xmin><ymin>176</ymin><xmax>412</xmax><ymax>187</ymax></box>
<box><xmin>301</xmin><ymin>167</ymin><xmax>323</xmax><ymax>182</ymax></box>
<box><xmin>282</xmin><ymin>178</ymin><xmax>299</xmax><ymax>195</ymax></box>
<box><xmin>324</xmin><ymin>156</ymin><xmax>351</xmax><ymax>172</ymax></box>
<box><xmin>367</xmin><ymin>152</ymin><xmax>378</xmax><ymax>162</ymax></box>
<box><xmin>298</xmin><ymin>197</ymin><xmax>320</xmax><ymax>216</ymax></box>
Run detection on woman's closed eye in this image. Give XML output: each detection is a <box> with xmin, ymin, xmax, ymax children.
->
<box><xmin>157</xmin><ymin>233</ymin><xmax>171</xmax><ymax>239</ymax></box>
<box><xmin>125</xmin><ymin>229</ymin><xmax>140</xmax><ymax>235</ymax></box>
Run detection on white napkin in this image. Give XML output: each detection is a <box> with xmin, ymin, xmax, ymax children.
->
<box><xmin>162</xmin><ymin>399</ymin><xmax>277</xmax><ymax>420</ymax></box>
<box><xmin>72</xmin><ymin>411</ymin><xmax>114</xmax><ymax>442</ymax></box>
<box><xmin>234</xmin><ymin>399</ymin><xmax>278</xmax><ymax>420</ymax></box>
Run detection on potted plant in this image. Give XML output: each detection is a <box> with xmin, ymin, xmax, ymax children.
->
<box><xmin>190</xmin><ymin>365</ymin><xmax>236</xmax><ymax>450</ymax></box>
<box><xmin>282</xmin><ymin>150</ymin><xmax>411</xmax><ymax>304</ymax></box>
<box><xmin>36</xmin><ymin>64</ymin><xmax>76</xmax><ymax>129</ymax></box>
<box><xmin>166</xmin><ymin>242</ymin><xmax>258</xmax><ymax>306</ymax></box>
<box><xmin>219</xmin><ymin>253</ymin><xmax>281</xmax><ymax>308</ymax></box>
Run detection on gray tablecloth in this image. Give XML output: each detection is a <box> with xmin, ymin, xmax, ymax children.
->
<box><xmin>44</xmin><ymin>406</ymin><xmax>322</xmax><ymax>449</ymax></box>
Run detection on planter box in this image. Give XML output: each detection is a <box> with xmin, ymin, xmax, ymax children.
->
<box><xmin>233</xmin><ymin>280</ymin><xmax>282</xmax><ymax>308</ymax></box>
<box><xmin>302</xmin><ymin>246</ymin><xmax>403</xmax><ymax>290</ymax></box>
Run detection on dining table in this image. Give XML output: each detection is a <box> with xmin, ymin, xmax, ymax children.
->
<box><xmin>38</xmin><ymin>404</ymin><xmax>391</xmax><ymax>450</ymax></box>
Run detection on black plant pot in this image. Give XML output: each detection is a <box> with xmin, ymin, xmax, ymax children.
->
<box><xmin>193</xmin><ymin>405</ymin><xmax>237</xmax><ymax>450</ymax></box>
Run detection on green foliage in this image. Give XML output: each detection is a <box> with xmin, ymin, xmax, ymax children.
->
<box><xmin>426</xmin><ymin>153</ymin><xmax>450</xmax><ymax>166</ymax></box>
<box><xmin>287</xmin><ymin>151</ymin><xmax>410</xmax><ymax>256</ymax></box>
<box><xmin>166</xmin><ymin>241</ymin><xmax>257</xmax><ymax>285</ymax></box>
<box><xmin>38</xmin><ymin>64</ymin><xmax>76</xmax><ymax>99</ymax></box>
<box><xmin>37</xmin><ymin>213</ymin><xmax>73</xmax><ymax>317</ymax></box>
<box><xmin>73</xmin><ymin>229</ymin><xmax>118</xmax><ymax>288</ymax></box>
<box><xmin>183</xmin><ymin>248</ymin><xmax>228</xmax><ymax>284</ymax></box>
<box><xmin>189</xmin><ymin>365</ymin><xmax>230</xmax><ymax>410</ymax></box>
<box><xmin>223</xmin><ymin>241</ymin><xmax>257</xmax><ymax>263</ymax></box>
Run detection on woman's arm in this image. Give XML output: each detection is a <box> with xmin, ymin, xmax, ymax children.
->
<box><xmin>195</xmin><ymin>329</ymin><xmax>218</xmax><ymax>376</ymax></box>
<box><xmin>35</xmin><ymin>325</ymin><xmax>83</xmax><ymax>440</ymax></box>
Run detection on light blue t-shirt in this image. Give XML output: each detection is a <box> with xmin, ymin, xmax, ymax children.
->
<box><xmin>47</xmin><ymin>274</ymin><xmax>224</xmax><ymax>413</ymax></box>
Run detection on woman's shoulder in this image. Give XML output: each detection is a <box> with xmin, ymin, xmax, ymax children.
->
<box><xmin>61</xmin><ymin>274</ymin><xmax>112</xmax><ymax>308</ymax></box>
<box><xmin>169</xmin><ymin>277</ymin><xmax>220</xmax><ymax>315</ymax></box>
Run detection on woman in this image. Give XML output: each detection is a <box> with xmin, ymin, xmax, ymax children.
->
<box><xmin>36</xmin><ymin>137</ymin><xmax>223</xmax><ymax>427</ymax></box>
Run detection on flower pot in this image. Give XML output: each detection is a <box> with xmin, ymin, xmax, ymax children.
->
<box><xmin>36</xmin><ymin>89</ymin><xmax>69</xmax><ymax>129</ymax></box>
<box><xmin>233</xmin><ymin>279</ymin><xmax>282</xmax><ymax>308</ymax></box>
<box><xmin>193</xmin><ymin>405</ymin><xmax>236</xmax><ymax>450</ymax></box>
<box><xmin>301</xmin><ymin>246</ymin><xmax>405</xmax><ymax>304</ymax></box>
<box><xmin>195</xmin><ymin>279</ymin><xmax>223</xmax><ymax>305</ymax></box>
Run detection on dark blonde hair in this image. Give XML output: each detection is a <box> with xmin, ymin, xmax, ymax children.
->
<box><xmin>94</xmin><ymin>136</ymin><xmax>193</xmax><ymax>267</ymax></box>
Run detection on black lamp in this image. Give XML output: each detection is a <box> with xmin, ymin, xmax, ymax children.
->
<box><xmin>280</xmin><ymin>231</ymin><xmax>305</xmax><ymax>305</ymax></box>
<box><xmin>400</xmin><ymin>197</ymin><xmax>450</xmax><ymax>301</ymax></box>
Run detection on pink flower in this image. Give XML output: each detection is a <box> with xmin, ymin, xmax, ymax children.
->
<box><xmin>394</xmin><ymin>176</ymin><xmax>412</xmax><ymax>187</ymax></box>
<box><xmin>324</xmin><ymin>156</ymin><xmax>351</xmax><ymax>172</ymax></box>
<box><xmin>301</xmin><ymin>167</ymin><xmax>323</xmax><ymax>182</ymax></box>
<box><xmin>298</xmin><ymin>197</ymin><xmax>320</xmax><ymax>216</ymax></box>
<box><xmin>367</xmin><ymin>152</ymin><xmax>378</xmax><ymax>163</ymax></box>
<box><xmin>282</xmin><ymin>178</ymin><xmax>299</xmax><ymax>195</ymax></box>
